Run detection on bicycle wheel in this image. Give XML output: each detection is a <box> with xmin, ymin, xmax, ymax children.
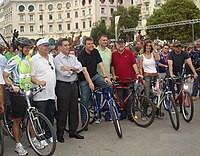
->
<box><xmin>131</xmin><ymin>95</ymin><xmax>156</xmax><ymax>128</ymax></box>
<box><xmin>26</xmin><ymin>111</ymin><xmax>56</xmax><ymax>156</ymax></box>
<box><xmin>3</xmin><ymin>104</ymin><xmax>14</xmax><ymax>139</ymax></box>
<box><xmin>182</xmin><ymin>91</ymin><xmax>194</xmax><ymax>122</ymax></box>
<box><xmin>166</xmin><ymin>95</ymin><xmax>180</xmax><ymax>130</ymax></box>
<box><xmin>65</xmin><ymin>100</ymin><xmax>90</xmax><ymax>133</ymax></box>
<box><xmin>0</xmin><ymin>126</ymin><xmax>4</xmax><ymax>156</ymax></box>
<box><xmin>109</xmin><ymin>101</ymin><xmax>122</xmax><ymax>138</ymax></box>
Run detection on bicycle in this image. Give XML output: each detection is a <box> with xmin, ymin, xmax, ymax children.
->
<box><xmin>89</xmin><ymin>85</ymin><xmax>122</xmax><ymax>138</ymax></box>
<box><xmin>172</xmin><ymin>75</ymin><xmax>194</xmax><ymax>122</ymax></box>
<box><xmin>65</xmin><ymin>99</ymin><xmax>90</xmax><ymax>133</ymax></box>
<box><xmin>150</xmin><ymin>77</ymin><xmax>180</xmax><ymax>130</ymax></box>
<box><xmin>3</xmin><ymin>86</ymin><xmax>56</xmax><ymax>156</ymax></box>
<box><xmin>112</xmin><ymin>78</ymin><xmax>156</xmax><ymax>128</ymax></box>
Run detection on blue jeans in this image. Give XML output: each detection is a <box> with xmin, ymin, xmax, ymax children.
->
<box><xmin>144</xmin><ymin>75</ymin><xmax>158</xmax><ymax>98</ymax></box>
<box><xmin>33</xmin><ymin>99</ymin><xmax>55</xmax><ymax>138</ymax></box>
<box><xmin>79</xmin><ymin>73</ymin><xmax>108</xmax><ymax>124</ymax></box>
<box><xmin>192</xmin><ymin>71</ymin><xmax>200</xmax><ymax>97</ymax></box>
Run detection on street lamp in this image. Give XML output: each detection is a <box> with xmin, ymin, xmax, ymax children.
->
<box><xmin>39</xmin><ymin>9</ymin><xmax>44</xmax><ymax>38</ymax></box>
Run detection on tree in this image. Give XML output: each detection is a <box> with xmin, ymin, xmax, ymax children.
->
<box><xmin>108</xmin><ymin>5</ymin><xmax>140</xmax><ymax>41</ymax></box>
<box><xmin>90</xmin><ymin>20</ymin><xmax>108</xmax><ymax>45</ymax></box>
<box><xmin>146</xmin><ymin>0</ymin><xmax>200</xmax><ymax>43</ymax></box>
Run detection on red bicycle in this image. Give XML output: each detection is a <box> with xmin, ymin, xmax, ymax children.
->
<box><xmin>112</xmin><ymin>78</ymin><xmax>156</xmax><ymax>128</ymax></box>
<box><xmin>171</xmin><ymin>75</ymin><xmax>194</xmax><ymax>122</ymax></box>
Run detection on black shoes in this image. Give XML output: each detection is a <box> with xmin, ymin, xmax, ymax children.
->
<box><xmin>57</xmin><ymin>136</ymin><xmax>64</xmax><ymax>143</ymax></box>
<box><xmin>69</xmin><ymin>133</ymin><xmax>84</xmax><ymax>139</ymax></box>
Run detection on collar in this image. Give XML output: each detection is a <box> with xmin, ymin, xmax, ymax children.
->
<box><xmin>60</xmin><ymin>52</ymin><xmax>70</xmax><ymax>58</ymax></box>
<box><xmin>17</xmin><ymin>53</ymin><xmax>26</xmax><ymax>60</ymax></box>
<box><xmin>97</xmin><ymin>45</ymin><xmax>107</xmax><ymax>52</ymax></box>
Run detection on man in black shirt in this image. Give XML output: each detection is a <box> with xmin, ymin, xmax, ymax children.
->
<box><xmin>78</xmin><ymin>37</ymin><xmax>110</xmax><ymax>127</ymax></box>
<box><xmin>168</xmin><ymin>41</ymin><xmax>198</xmax><ymax>111</ymax></box>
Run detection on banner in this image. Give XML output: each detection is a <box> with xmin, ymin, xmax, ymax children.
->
<box><xmin>115</xmin><ymin>16</ymin><xmax>120</xmax><ymax>41</ymax></box>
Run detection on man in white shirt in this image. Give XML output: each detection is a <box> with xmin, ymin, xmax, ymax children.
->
<box><xmin>30</xmin><ymin>39</ymin><xmax>56</xmax><ymax>142</ymax></box>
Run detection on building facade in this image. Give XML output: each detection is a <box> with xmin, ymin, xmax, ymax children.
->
<box><xmin>0</xmin><ymin>0</ymin><xmax>199</xmax><ymax>41</ymax></box>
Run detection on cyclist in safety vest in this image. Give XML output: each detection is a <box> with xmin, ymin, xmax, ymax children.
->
<box><xmin>3</xmin><ymin>37</ymin><xmax>44</xmax><ymax>156</ymax></box>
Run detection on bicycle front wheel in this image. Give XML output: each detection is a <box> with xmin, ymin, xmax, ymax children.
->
<box><xmin>131</xmin><ymin>95</ymin><xmax>156</xmax><ymax>128</ymax></box>
<box><xmin>166</xmin><ymin>96</ymin><xmax>180</xmax><ymax>130</ymax></box>
<box><xmin>26</xmin><ymin>111</ymin><xmax>56</xmax><ymax>156</ymax></box>
<box><xmin>182</xmin><ymin>91</ymin><xmax>194</xmax><ymax>122</ymax></box>
<box><xmin>0</xmin><ymin>126</ymin><xmax>4</xmax><ymax>156</ymax></box>
<box><xmin>110</xmin><ymin>101</ymin><xmax>122</xmax><ymax>138</ymax></box>
<box><xmin>65</xmin><ymin>100</ymin><xmax>90</xmax><ymax>133</ymax></box>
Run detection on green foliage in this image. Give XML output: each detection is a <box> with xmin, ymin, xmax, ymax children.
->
<box><xmin>108</xmin><ymin>5</ymin><xmax>140</xmax><ymax>41</ymax></box>
<box><xmin>90</xmin><ymin>20</ymin><xmax>108</xmax><ymax>45</ymax></box>
<box><xmin>146</xmin><ymin>0</ymin><xmax>200</xmax><ymax>43</ymax></box>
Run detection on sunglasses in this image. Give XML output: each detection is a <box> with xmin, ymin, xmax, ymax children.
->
<box><xmin>174</xmin><ymin>45</ymin><xmax>181</xmax><ymax>47</ymax></box>
<box><xmin>48</xmin><ymin>62</ymin><xmax>54</xmax><ymax>70</ymax></box>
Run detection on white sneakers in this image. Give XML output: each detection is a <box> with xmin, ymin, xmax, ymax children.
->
<box><xmin>31</xmin><ymin>138</ymin><xmax>44</xmax><ymax>150</ymax></box>
<box><xmin>94</xmin><ymin>119</ymin><xmax>101</xmax><ymax>124</ymax></box>
<box><xmin>40</xmin><ymin>140</ymin><xmax>48</xmax><ymax>147</ymax></box>
<box><xmin>15</xmin><ymin>143</ymin><xmax>28</xmax><ymax>156</ymax></box>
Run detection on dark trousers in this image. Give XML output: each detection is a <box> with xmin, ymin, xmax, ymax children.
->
<box><xmin>34</xmin><ymin>99</ymin><xmax>55</xmax><ymax>138</ymax></box>
<box><xmin>192</xmin><ymin>71</ymin><xmax>200</xmax><ymax>97</ymax></box>
<box><xmin>55</xmin><ymin>81</ymin><xmax>79</xmax><ymax>137</ymax></box>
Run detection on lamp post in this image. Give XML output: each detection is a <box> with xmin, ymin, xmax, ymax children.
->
<box><xmin>40</xmin><ymin>9</ymin><xmax>44</xmax><ymax>38</ymax></box>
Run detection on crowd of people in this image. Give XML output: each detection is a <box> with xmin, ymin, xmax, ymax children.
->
<box><xmin>0</xmin><ymin>34</ymin><xmax>199</xmax><ymax>156</ymax></box>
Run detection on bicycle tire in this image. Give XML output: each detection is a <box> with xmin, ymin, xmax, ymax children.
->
<box><xmin>3</xmin><ymin>104</ymin><xmax>14</xmax><ymax>139</ymax></box>
<box><xmin>167</xmin><ymin>96</ymin><xmax>180</xmax><ymax>130</ymax></box>
<box><xmin>26</xmin><ymin>111</ymin><xmax>56</xmax><ymax>156</ymax></box>
<box><xmin>0</xmin><ymin>126</ymin><xmax>4</xmax><ymax>156</ymax></box>
<box><xmin>110</xmin><ymin>101</ymin><xmax>122</xmax><ymax>138</ymax></box>
<box><xmin>182</xmin><ymin>91</ymin><xmax>194</xmax><ymax>122</ymax></box>
<box><xmin>65</xmin><ymin>100</ymin><xmax>90</xmax><ymax>133</ymax></box>
<box><xmin>131</xmin><ymin>94</ymin><xmax>156</xmax><ymax>128</ymax></box>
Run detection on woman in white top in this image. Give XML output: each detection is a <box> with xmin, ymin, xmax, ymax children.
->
<box><xmin>139</xmin><ymin>40</ymin><xmax>160</xmax><ymax>98</ymax></box>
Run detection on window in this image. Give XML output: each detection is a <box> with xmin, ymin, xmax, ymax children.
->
<box><xmin>58</xmin><ymin>24</ymin><xmax>62</xmax><ymax>31</ymax></box>
<box><xmin>110</xmin><ymin>8</ymin><xmax>114</xmax><ymax>14</ymax></box>
<box><xmin>18</xmin><ymin>5</ymin><xmax>25</xmax><ymax>12</ymax></box>
<box><xmin>89</xmin><ymin>20</ymin><xmax>92</xmax><ymax>27</ymax></box>
<box><xmin>19</xmin><ymin>15</ymin><xmax>24</xmax><ymax>21</ymax></box>
<box><xmin>75</xmin><ymin>23</ymin><xmax>78</xmax><ymax>29</ymax></box>
<box><xmin>66</xmin><ymin>2</ymin><xmax>71</xmax><ymax>9</ymax></box>
<box><xmin>75</xmin><ymin>11</ymin><xmax>78</xmax><ymax>17</ymax></box>
<box><xmin>57</xmin><ymin>3</ymin><xmax>62</xmax><ymax>10</ymax></box>
<box><xmin>67</xmin><ymin>24</ymin><xmax>70</xmax><ymax>30</ymax></box>
<box><xmin>101</xmin><ymin>8</ymin><xmax>105</xmax><ymax>14</ymax></box>
<box><xmin>118</xmin><ymin>0</ymin><xmax>123</xmax><ymax>4</ymax></box>
<box><xmin>82</xmin><ymin>0</ymin><xmax>86</xmax><ymax>6</ymax></box>
<box><xmin>29</xmin><ymin>15</ymin><xmax>33</xmax><ymax>21</ymax></box>
<box><xmin>49</xmin><ymin>25</ymin><xmax>53</xmax><ymax>31</ymax></box>
<box><xmin>39</xmin><ymin>4</ymin><xmax>43</xmax><ymax>10</ymax></box>
<box><xmin>58</xmin><ymin>13</ymin><xmax>62</xmax><ymax>19</ymax></box>
<box><xmin>131</xmin><ymin>0</ymin><xmax>133</xmax><ymax>4</ymax></box>
<box><xmin>83</xmin><ymin>22</ymin><xmax>85</xmax><ymax>29</ymax></box>
<box><xmin>109</xmin><ymin>0</ymin><xmax>114</xmax><ymax>4</ymax></box>
<box><xmin>39</xmin><ymin>15</ymin><xmax>43</xmax><ymax>20</ymax></box>
<box><xmin>89</xmin><ymin>8</ymin><xmax>91</xmax><ymax>14</ymax></box>
<box><xmin>75</xmin><ymin>0</ymin><xmax>78</xmax><ymax>6</ymax></box>
<box><xmin>49</xmin><ymin>14</ymin><xmax>53</xmax><ymax>20</ymax></box>
<box><xmin>89</xmin><ymin>0</ymin><xmax>92</xmax><ymax>4</ymax></box>
<box><xmin>100</xmin><ymin>0</ymin><xmax>105</xmax><ymax>3</ymax></box>
<box><xmin>82</xmin><ymin>10</ymin><xmax>85</xmax><ymax>16</ymax></box>
<box><xmin>67</xmin><ymin>13</ymin><xmax>70</xmax><ymax>18</ymax></box>
<box><xmin>40</xmin><ymin>25</ymin><xmax>43</xmax><ymax>32</ymax></box>
<box><xmin>20</xmin><ymin>26</ymin><xmax>24</xmax><ymax>32</ymax></box>
<box><xmin>48</xmin><ymin>4</ymin><xmax>53</xmax><ymax>11</ymax></box>
<box><xmin>28</xmin><ymin>5</ymin><xmax>34</xmax><ymax>12</ymax></box>
<box><xmin>30</xmin><ymin>26</ymin><xmax>34</xmax><ymax>32</ymax></box>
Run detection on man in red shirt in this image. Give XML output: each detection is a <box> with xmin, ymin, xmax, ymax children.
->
<box><xmin>111</xmin><ymin>39</ymin><xmax>141</xmax><ymax>121</ymax></box>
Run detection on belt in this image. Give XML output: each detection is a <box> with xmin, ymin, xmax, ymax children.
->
<box><xmin>57</xmin><ymin>80</ymin><xmax>77</xmax><ymax>85</ymax></box>
<box><xmin>144</xmin><ymin>72</ymin><xmax>158</xmax><ymax>77</ymax></box>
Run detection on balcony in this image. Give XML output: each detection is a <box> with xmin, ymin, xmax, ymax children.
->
<box><xmin>27</xmin><ymin>20</ymin><xmax>35</xmax><ymax>24</ymax></box>
<box><xmin>64</xmin><ymin>18</ymin><xmax>72</xmax><ymax>22</ymax></box>
<box><xmin>47</xmin><ymin>19</ymin><xmax>54</xmax><ymax>23</ymax></box>
<box><xmin>55</xmin><ymin>18</ymin><xmax>63</xmax><ymax>23</ymax></box>
<box><xmin>56</xmin><ymin>30</ymin><xmax>63</xmax><ymax>34</ymax></box>
<box><xmin>86</xmin><ymin>14</ymin><xmax>92</xmax><ymax>19</ymax></box>
<box><xmin>80</xmin><ymin>16</ymin><xmax>86</xmax><ymax>20</ymax></box>
<box><xmin>100</xmin><ymin>13</ymin><xmax>107</xmax><ymax>18</ymax></box>
<box><xmin>135</xmin><ymin>0</ymin><xmax>142</xmax><ymax>5</ymax></box>
<box><xmin>143</xmin><ymin>0</ymin><xmax>150</xmax><ymax>4</ymax></box>
<box><xmin>143</xmin><ymin>10</ymin><xmax>150</xmax><ymax>16</ymax></box>
<box><xmin>18</xmin><ymin>20</ymin><xmax>25</xmax><ymax>24</ymax></box>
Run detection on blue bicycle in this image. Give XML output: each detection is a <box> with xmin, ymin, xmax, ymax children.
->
<box><xmin>89</xmin><ymin>85</ymin><xmax>122</xmax><ymax>138</ymax></box>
